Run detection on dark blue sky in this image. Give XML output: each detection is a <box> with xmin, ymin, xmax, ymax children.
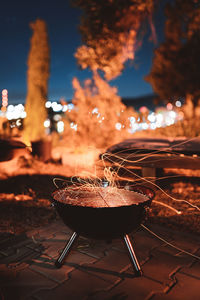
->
<box><xmin>0</xmin><ymin>0</ymin><xmax>166</xmax><ymax>104</ymax></box>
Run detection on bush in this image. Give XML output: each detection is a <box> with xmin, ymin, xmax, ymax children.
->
<box><xmin>153</xmin><ymin>117</ymin><xmax>200</xmax><ymax>138</ymax></box>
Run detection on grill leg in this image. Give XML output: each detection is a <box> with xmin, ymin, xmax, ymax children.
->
<box><xmin>123</xmin><ymin>234</ymin><xmax>142</xmax><ymax>277</ymax></box>
<box><xmin>55</xmin><ymin>231</ymin><xmax>79</xmax><ymax>268</ymax></box>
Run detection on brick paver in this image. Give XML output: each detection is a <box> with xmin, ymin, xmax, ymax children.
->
<box><xmin>0</xmin><ymin>267</ymin><xmax>57</xmax><ymax>300</ymax></box>
<box><xmin>0</xmin><ymin>221</ymin><xmax>199</xmax><ymax>300</ymax></box>
<box><xmin>152</xmin><ymin>272</ymin><xmax>200</xmax><ymax>300</ymax></box>
<box><xmin>80</xmin><ymin>248</ymin><xmax>132</xmax><ymax>285</ymax></box>
<box><xmin>89</xmin><ymin>274</ymin><xmax>165</xmax><ymax>300</ymax></box>
<box><xmin>32</xmin><ymin>269</ymin><xmax>113</xmax><ymax>300</ymax></box>
<box><xmin>180</xmin><ymin>260</ymin><xmax>200</xmax><ymax>279</ymax></box>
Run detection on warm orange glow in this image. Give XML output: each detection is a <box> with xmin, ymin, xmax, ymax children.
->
<box><xmin>2</xmin><ymin>89</ymin><xmax>8</xmax><ymax>109</ymax></box>
<box><xmin>2</xmin><ymin>89</ymin><xmax>8</xmax><ymax>96</ymax></box>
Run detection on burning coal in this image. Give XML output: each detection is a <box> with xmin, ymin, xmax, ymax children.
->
<box><xmin>53</xmin><ymin>184</ymin><xmax>149</xmax><ymax>208</ymax></box>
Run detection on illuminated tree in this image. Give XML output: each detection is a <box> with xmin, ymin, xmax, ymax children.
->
<box><xmin>73</xmin><ymin>0</ymin><xmax>157</xmax><ymax>80</ymax></box>
<box><xmin>23</xmin><ymin>19</ymin><xmax>50</xmax><ymax>144</ymax></box>
<box><xmin>63</xmin><ymin>73</ymin><xmax>137</xmax><ymax>149</ymax></box>
<box><xmin>145</xmin><ymin>0</ymin><xmax>200</xmax><ymax>116</ymax></box>
<box><xmin>62</xmin><ymin>0</ymin><xmax>157</xmax><ymax>150</ymax></box>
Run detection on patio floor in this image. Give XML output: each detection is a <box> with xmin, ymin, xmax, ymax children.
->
<box><xmin>0</xmin><ymin>220</ymin><xmax>200</xmax><ymax>300</ymax></box>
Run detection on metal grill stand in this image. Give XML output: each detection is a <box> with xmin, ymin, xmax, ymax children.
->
<box><xmin>55</xmin><ymin>231</ymin><xmax>142</xmax><ymax>277</ymax></box>
<box><xmin>55</xmin><ymin>232</ymin><xmax>79</xmax><ymax>268</ymax></box>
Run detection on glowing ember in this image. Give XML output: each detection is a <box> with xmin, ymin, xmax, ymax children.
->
<box><xmin>53</xmin><ymin>186</ymin><xmax>149</xmax><ymax>208</ymax></box>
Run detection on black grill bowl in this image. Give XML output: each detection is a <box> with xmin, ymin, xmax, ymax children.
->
<box><xmin>51</xmin><ymin>183</ymin><xmax>154</xmax><ymax>240</ymax></box>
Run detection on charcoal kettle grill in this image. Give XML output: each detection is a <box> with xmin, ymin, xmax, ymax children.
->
<box><xmin>51</xmin><ymin>182</ymin><xmax>154</xmax><ymax>277</ymax></box>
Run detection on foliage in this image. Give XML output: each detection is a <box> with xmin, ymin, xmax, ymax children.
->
<box><xmin>152</xmin><ymin>117</ymin><xmax>200</xmax><ymax>138</ymax></box>
<box><xmin>73</xmin><ymin>0</ymin><xmax>157</xmax><ymax>80</ymax></box>
<box><xmin>145</xmin><ymin>0</ymin><xmax>200</xmax><ymax>109</ymax></box>
<box><xmin>61</xmin><ymin>0</ymin><xmax>157</xmax><ymax>150</ymax></box>
<box><xmin>23</xmin><ymin>19</ymin><xmax>50</xmax><ymax>144</ymax></box>
<box><xmin>61</xmin><ymin>1</ymin><xmax>159</xmax><ymax>151</ymax></box>
<box><xmin>62</xmin><ymin>72</ymin><xmax>137</xmax><ymax>149</ymax></box>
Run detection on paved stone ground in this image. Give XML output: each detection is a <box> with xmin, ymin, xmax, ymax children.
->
<box><xmin>0</xmin><ymin>220</ymin><xmax>200</xmax><ymax>300</ymax></box>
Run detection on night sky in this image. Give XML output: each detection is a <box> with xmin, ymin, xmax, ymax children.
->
<box><xmin>0</xmin><ymin>0</ymin><xmax>166</xmax><ymax>104</ymax></box>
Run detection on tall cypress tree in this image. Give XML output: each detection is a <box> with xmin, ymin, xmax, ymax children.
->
<box><xmin>23</xmin><ymin>19</ymin><xmax>50</xmax><ymax>144</ymax></box>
